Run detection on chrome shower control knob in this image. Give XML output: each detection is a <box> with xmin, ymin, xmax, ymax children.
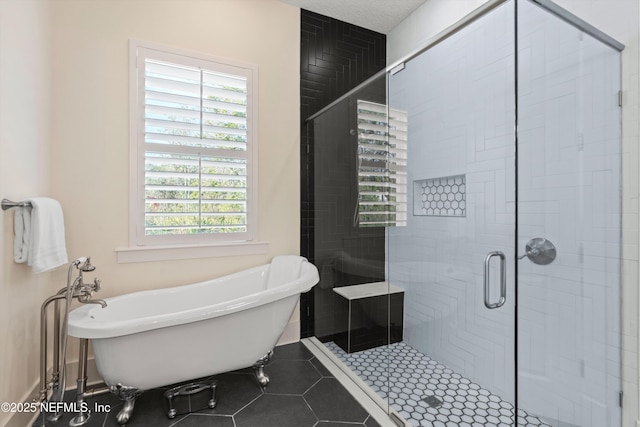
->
<box><xmin>520</xmin><ymin>238</ymin><xmax>556</xmax><ymax>265</ymax></box>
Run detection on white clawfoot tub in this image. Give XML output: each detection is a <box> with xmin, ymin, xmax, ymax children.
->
<box><xmin>68</xmin><ymin>255</ymin><xmax>319</xmax><ymax>424</ymax></box>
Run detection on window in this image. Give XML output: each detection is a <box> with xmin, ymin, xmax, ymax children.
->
<box><xmin>128</xmin><ymin>40</ymin><xmax>259</xmax><ymax>253</ymax></box>
<box><xmin>356</xmin><ymin>100</ymin><xmax>408</xmax><ymax>227</ymax></box>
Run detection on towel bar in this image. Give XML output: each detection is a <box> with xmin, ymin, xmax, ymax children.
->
<box><xmin>1</xmin><ymin>198</ymin><xmax>32</xmax><ymax>211</ymax></box>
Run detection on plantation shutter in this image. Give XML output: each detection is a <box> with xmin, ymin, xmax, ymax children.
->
<box><xmin>356</xmin><ymin>100</ymin><xmax>408</xmax><ymax>227</ymax></box>
<box><xmin>139</xmin><ymin>49</ymin><xmax>254</xmax><ymax>242</ymax></box>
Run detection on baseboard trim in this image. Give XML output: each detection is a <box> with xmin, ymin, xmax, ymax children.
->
<box><xmin>4</xmin><ymin>378</ymin><xmax>41</xmax><ymax>427</ymax></box>
<box><xmin>277</xmin><ymin>320</ymin><xmax>301</xmax><ymax>346</ymax></box>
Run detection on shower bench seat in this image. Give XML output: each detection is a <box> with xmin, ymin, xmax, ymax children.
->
<box><xmin>333</xmin><ymin>282</ymin><xmax>404</xmax><ymax>353</ymax></box>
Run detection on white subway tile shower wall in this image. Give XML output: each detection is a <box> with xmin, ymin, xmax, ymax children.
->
<box><xmin>387</xmin><ymin>0</ymin><xmax>517</xmax><ymax>404</ymax></box>
<box><xmin>516</xmin><ymin>1</ymin><xmax>622</xmax><ymax>425</ymax></box>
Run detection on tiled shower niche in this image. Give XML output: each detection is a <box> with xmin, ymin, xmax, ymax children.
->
<box><xmin>413</xmin><ymin>174</ymin><xmax>466</xmax><ymax>217</ymax></box>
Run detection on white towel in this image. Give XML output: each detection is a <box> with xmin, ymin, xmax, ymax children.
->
<box><xmin>14</xmin><ymin>198</ymin><xmax>68</xmax><ymax>273</ymax></box>
<box><xmin>13</xmin><ymin>206</ymin><xmax>31</xmax><ymax>263</ymax></box>
<box><xmin>267</xmin><ymin>255</ymin><xmax>305</xmax><ymax>288</ymax></box>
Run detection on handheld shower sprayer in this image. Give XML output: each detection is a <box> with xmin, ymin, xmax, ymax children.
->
<box><xmin>76</xmin><ymin>257</ymin><xmax>96</xmax><ymax>272</ymax></box>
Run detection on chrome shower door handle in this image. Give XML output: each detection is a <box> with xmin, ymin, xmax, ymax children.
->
<box><xmin>484</xmin><ymin>251</ymin><xmax>506</xmax><ymax>309</ymax></box>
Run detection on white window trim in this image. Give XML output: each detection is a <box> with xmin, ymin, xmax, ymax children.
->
<box><xmin>117</xmin><ymin>39</ymin><xmax>267</xmax><ymax>263</ymax></box>
<box><xmin>116</xmin><ymin>241</ymin><xmax>269</xmax><ymax>264</ymax></box>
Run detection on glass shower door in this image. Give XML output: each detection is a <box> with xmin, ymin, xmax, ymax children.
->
<box><xmin>516</xmin><ymin>1</ymin><xmax>623</xmax><ymax>426</ymax></box>
<box><xmin>386</xmin><ymin>1</ymin><xmax>519</xmax><ymax>424</ymax></box>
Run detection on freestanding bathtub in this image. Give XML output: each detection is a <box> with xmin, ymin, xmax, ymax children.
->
<box><xmin>68</xmin><ymin>255</ymin><xmax>319</xmax><ymax>424</ymax></box>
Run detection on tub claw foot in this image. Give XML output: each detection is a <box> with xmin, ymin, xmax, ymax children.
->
<box><xmin>163</xmin><ymin>379</ymin><xmax>218</xmax><ymax>419</ymax></box>
<box><xmin>252</xmin><ymin>350</ymin><xmax>274</xmax><ymax>389</ymax></box>
<box><xmin>110</xmin><ymin>383</ymin><xmax>143</xmax><ymax>426</ymax></box>
<box><xmin>116</xmin><ymin>399</ymin><xmax>135</xmax><ymax>425</ymax></box>
<box><xmin>255</xmin><ymin>367</ymin><xmax>269</xmax><ymax>388</ymax></box>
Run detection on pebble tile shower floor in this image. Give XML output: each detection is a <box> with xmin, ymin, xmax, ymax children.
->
<box><xmin>325</xmin><ymin>341</ymin><xmax>553</xmax><ymax>427</ymax></box>
<box><xmin>33</xmin><ymin>342</ymin><xmax>380</xmax><ymax>427</ymax></box>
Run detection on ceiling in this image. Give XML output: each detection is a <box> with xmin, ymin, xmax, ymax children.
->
<box><xmin>277</xmin><ymin>0</ymin><xmax>427</xmax><ymax>34</ymax></box>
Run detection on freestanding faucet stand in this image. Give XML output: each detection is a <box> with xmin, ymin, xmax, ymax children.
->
<box><xmin>36</xmin><ymin>257</ymin><xmax>110</xmax><ymax>427</ymax></box>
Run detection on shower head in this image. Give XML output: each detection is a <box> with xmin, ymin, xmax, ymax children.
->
<box><xmin>76</xmin><ymin>257</ymin><xmax>96</xmax><ymax>272</ymax></box>
<box><xmin>80</xmin><ymin>258</ymin><xmax>96</xmax><ymax>272</ymax></box>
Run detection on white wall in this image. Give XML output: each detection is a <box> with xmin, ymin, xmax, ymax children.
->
<box><xmin>387</xmin><ymin>0</ymin><xmax>492</xmax><ymax>64</ymax></box>
<box><xmin>0</xmin><ymin>1</ymin><xmax>300</xmax><ymax>426</ymax></box>
<box><xmin>50</xmin><ymin>0</ymin><xmax>300</xmax><ymax>292</ymax></box>
<box><xmin>0</xmin><ymin>1</ymin><xmax>54</xmax><ymax>426</ymax></box>
<box><xmin>388</xmin><ymin>0</ymin><xmax>640</xmax><ymax>424</ymax></box>
<box><xmin>49</xmin><ymin>0</ymin><xmax>301</xmax><ymax>340</ymax></box>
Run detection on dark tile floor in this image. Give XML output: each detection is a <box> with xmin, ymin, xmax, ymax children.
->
<box><xmin>35</xmin><ymin>342</ymin><xmax>382</xmax><ymax>427</ymax></box>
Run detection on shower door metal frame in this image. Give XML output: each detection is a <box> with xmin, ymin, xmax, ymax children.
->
<box><xmin>528</xmin><ymin>0</ymin><xmax>624</xmax><ymax>51</ymax></box>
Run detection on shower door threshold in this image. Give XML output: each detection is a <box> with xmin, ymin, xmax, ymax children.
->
<box><xmin>302</xmin><ymin>337</ymin><xmax>408</xmax><ymax>427</ymax></box>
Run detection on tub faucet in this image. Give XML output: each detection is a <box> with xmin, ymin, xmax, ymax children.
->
<box><xmin>78</xmin><ymin>278</ymin><xmax>107</xmax><ymax>308</ymax></box>
<box><xmin>79</xmin><ymin>296</ymin><xmax>107</xmax><ymax>308</ymax></box>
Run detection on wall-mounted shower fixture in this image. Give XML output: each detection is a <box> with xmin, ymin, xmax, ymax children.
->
<box><xmin>36</xmin><ymin>257</ymin><xmax>109</xmax><ymax>427</ymax></box>
<box><xmin>519</xmin><ymin>238</ymin><xmax>556</xmax><ymax>265</ymax></box>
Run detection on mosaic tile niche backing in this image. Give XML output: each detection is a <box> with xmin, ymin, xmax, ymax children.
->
<box><xmin>414</xmin><ymin>174</ymin><xmax>466</xmax><ymax>217</ymax></box>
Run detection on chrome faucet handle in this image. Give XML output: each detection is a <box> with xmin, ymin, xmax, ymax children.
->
<box><xmin>77</xmin><ymin>278</ymin><xmax>106</xmax><ymax>307</ymax></box>
<box><xmin>519</xmin><ymin>238</ymin><xmax>556</xmax><ymax>265</ymax></box>
<box><xmin>518</xmin><ymin>247</ymin><xmax>541</xmax><ymax>260</ymax></box>
<box><xmin>92</xmin><ymin>278</ymin><xmax>101</xmax><ymax>292</ymax></box>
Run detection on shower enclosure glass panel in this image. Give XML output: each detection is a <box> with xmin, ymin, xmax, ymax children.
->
<box><xmin>310</xmin><ymin>73</ymin><xmax>393</xmax><ymax>405</ymax></box>
<box><xmin>387</xmin><ymin>1</ymin><xmax>519</xmax><ymax>424</ymax></box>
<box><xmin>516</xmin><ymin>1</ymin><xmax>622</xmax><ymax>426</ymax></box>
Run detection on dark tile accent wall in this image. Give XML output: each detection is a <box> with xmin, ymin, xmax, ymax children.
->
<box><xmin>299</xmin><ymin>10</ymin><xmax>387</xmax><ymax>339</ymax></box>
<box><xmin>299</xmin><ymin>10</ymin><xmax>386</xmax><ymax>122</ymax></box>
